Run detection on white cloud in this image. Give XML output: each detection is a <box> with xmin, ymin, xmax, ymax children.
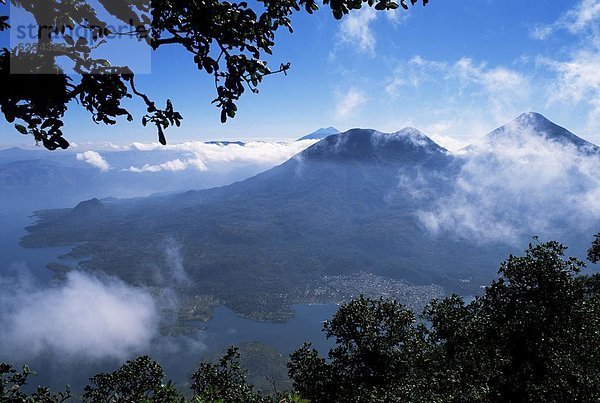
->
<box><xmin>0</xmin><ymin>267</ymin><xmax>159</xmax><ymax>360</ymax></box>
<box><xmin>338</xmin><ymin>8</ymin><xmax>378</xmax><ymax>55</ymax></box>
<box><xmin>74</xmin><ymin>142</ymin><xmax>132</xmax><ymax>151</ymax></box>
<box><xmin>385</xmin><ymin>8</ymin><xmax>411</xmax><ymax>26</ymax></box>
<box><xmin>452</xmin><ymin>58</ymin><xmax>530</xmax><ymax>104</ymax></box>
<box><xmin>428</xmin><ymin>133</ymin><xmax>471</xmax><ymax>153</ymax></box>
<box><xmin>386</xmin><ymin>56</ymin><xmax>529</xmax><ymax>108</ymax></box>
<box><xmin>334</xmin><ymin>88</ymin><xmax>367</xmax><ymax>120</ymax></box>
<box><xmin>531</xmin><ymin>0</ymin><xmax>600</xmax><ymax>39</ymax></box>
<box><xmin>416</xmin><ymin>119</ymin><xmax>600</xmax><ymax>243</ymax></box>
<box><xmin>384</xmin><ymin>56</ymin><xmax>530</xmax><ymax>143</ymax></box>
<box><xmin>76</xmin><ymin>150</ymin><xmax>111</xmax><ymax>172</ymax></box>
<box><xmin>539</xmin><ymin>51</ymin><xmax>600</xmax><ymax>128</ymax></box>
<box><xmin>126</xmin><ymin>140</ymin><xmax>317</xmax><ymax>173</ymax></box>
<box><xmin>526</xmin><ymin>0</ymin><xmax>600</xmax><ymax>132</ymax></box>
<box><xmin>385</xmin><ymin>56</ymin><xmax>447</xmax><ymax>98</ymax></box>
<box><xmin>568</xmin><ymin>0</ymin><xmax>600</xmax><ymax>31</ymax></box>
<box><xmin>530</xmin><ymin>25</ymin><xmax>554</xmax><ymax>41</ymax></box>
<box><xmin>128</xmin><ymin>158</ymin><xmax>197</xmax><ymax>173</ymax></box>
<box><xmin>163</xmin><ymin>237</ymin><xmax>189</xmax><ymax>285</ymax></box>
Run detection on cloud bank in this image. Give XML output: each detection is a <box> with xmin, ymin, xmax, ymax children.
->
<box><xmin>128</xmin><ymin>158</ymin><xmax>204</xmax><ymax>173</ymax></box>
<box><xmin>126</xmin><ymin>140</ymin><xmax>317</xmax><ymax>173</ymax></box>
<box><xmin>76</xmin><ymin>150</ymin><xmax>111</xmax><ymax>172</ymax></box>
<box><xmin>416</xmin><ymin>120</ymin><xmax>600</xmax><ymax>244</ymax></box>
<box><xmin>0</xmin><ymin>265</ymin><xmax>159</xmax><ymax>361</ymax></box>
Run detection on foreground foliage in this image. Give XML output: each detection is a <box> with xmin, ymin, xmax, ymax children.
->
<box><xmin>290</xmin><ymin>239</ymin><xmax>600</xmax><ymax>402</ymax></box>
<box><xmin>82</xmin><ymin>356</ymin><xmax>183</xmax><ymax>402</ymax></box>
<box><xmin>3</xmin><ymin>236</ymin><xmax>600</xmax><ymax>402</ymax></box>
<box><xmin>0</xmin><ymin>363</ymin><xmax>71</xmax><ymax>403</ymax></box>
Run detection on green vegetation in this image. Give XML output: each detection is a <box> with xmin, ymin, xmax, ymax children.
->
<box><xmin>4</xmin><ymin>236</ymin><xmax>600</xmax><ymax>402</ymax></box>
<box><xmin>290</xmin><ymin>238</ymin><xmax>600</xmax><ymax>402</ymax></box>
<box><xmin>206</xmin><ymin>342</ymin><xmax>292</xmax><ymax>395</ymax></box>
<box><xmin>82</xmin><ymin>356</ymin><xmax>183</xmax><ymax>403</ymax></box>
<box><xmin>0</xmin><ymin>363</ymin><xmax>71</xmax><ymax>403</ymax></box>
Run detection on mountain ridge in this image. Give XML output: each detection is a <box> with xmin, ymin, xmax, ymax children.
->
<box><xmin>297</xmin><ymin>127</ymin><xmax>340</xmax><ymax>141</ymax></box>
<box><xmin>301</xmin><ymin>127</ymin><xmax>449</xmax><ymax>162</ymax></box>
<box><xmin>20</xmin><ymin>112</ymin><xmax>600</xmax><ymax>321</ymax></box>
<box><xmin>463</xmin><ymin>112</ymin><xmax>600</xmax><ymax>153</ymax></box>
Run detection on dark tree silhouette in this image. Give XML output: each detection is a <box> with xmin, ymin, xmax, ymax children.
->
<box><xmin>290</xmin><ymin>240</ymin><xmax>600</xmax><ymax>402</ymax></box>
<box><xmin>1</xmin><ymin>363</ymin><xmax>71</xmax><ymax>402</ymax></box>
<box><xmin>190</xmin><ymin>347</ymin><xmax>269</xmax><ymax>403</ymax></box>
<box><xmin>0</xmin><ymin>0</ymin><xmax>428</xmax><ymax>149</ymax></box>
<box><xmin>82</xmin><ymin>356</ymin><xmax>183</xmax><ymax>402</ymax></box>
<box><xmin>588</xmin><ymin>232</ymin><xmax>600</xmax><ymax>263</ymax></box>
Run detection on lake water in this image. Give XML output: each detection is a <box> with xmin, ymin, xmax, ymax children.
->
<box><xmin>152</xmin><ymin>303</ymin><xmax>337</xmax><ymax>393</ymax></box>
<box><xmin>0</xmin><ymin>208</ymin><xmax>337</xmax><ymax>394</ymax></box>
<box><xmin>201</xmin><ymin>304</ymin><xmax>337</xmax><ymax>355</ymax></box>
<box><xmin>0</xmin><ymin>211</ymin><xmax>73</xmax><ymax>282</ymax></box>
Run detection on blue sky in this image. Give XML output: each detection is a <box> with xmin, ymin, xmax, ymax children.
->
<box><xmin>3</xmin><ymin>0</ymin><xmax>600</xmax><ymax>150</ymax></box>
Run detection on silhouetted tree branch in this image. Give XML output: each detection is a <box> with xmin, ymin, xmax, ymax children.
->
<box><xmin>0</xmin><ymin>0</ymin><xmax>428</xmax><ymax>149</ymax></box>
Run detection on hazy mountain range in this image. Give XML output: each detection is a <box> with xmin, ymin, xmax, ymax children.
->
<box><xmin>0</xmin><ymin>138</ymin><xmax>318</xmax><ymax>211</ymax></box>
<box><xmin>20</xmin><ymin>113</ymin><xmax>600</xmax><ymax>321</ymax></box>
